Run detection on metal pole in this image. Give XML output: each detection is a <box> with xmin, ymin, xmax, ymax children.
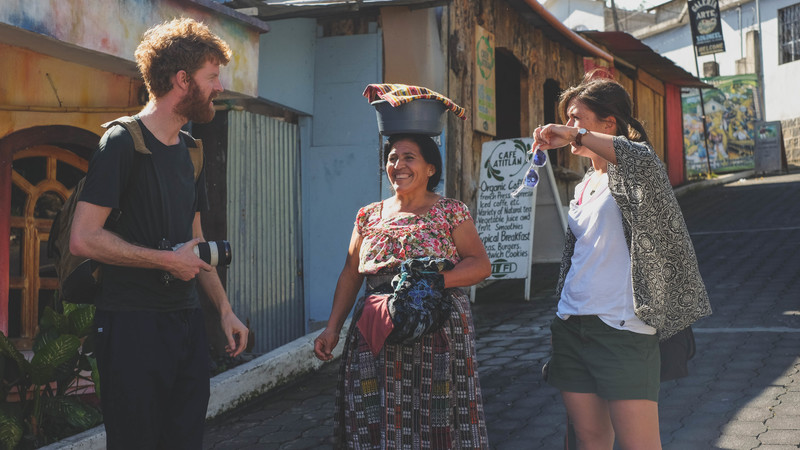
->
<box><xmin>610</xmin><ymin>0</ymin><xmax>621</xmax><ymax>31</ymax></box>
<box><xmin>755</xmin><ymin>0</ymin><xmax>767</xmax><ymax>119</ymax></box>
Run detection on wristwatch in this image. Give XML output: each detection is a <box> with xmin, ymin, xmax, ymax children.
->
<box><xmin>574</xmin><ymin>128</ymin><xmax>588</xmax><ymax>146</ymax></box>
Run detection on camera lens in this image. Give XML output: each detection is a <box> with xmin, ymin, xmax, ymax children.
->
<box><xmin>193</xmin><ymin>240</ymin><xmax>232</xmax><ymax>266</ymax></box>
<box><xmin>215</xmin><ymin>240</ymin><xmax>232</xmax><ymax>266</ymax></box>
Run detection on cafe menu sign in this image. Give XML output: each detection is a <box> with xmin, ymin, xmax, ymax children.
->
<box><xmin>474</xmin><ymin>138</ymin><xmax>535</xmax><ymax>280</ymax></box>
<box><xmin>688</xmin><ymin>0</ymin><xmax>726</xmax><ymax>56</ymax></box>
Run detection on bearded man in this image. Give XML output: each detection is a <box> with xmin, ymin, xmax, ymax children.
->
<box><xmin>70</xmin><ymin>18</ymin><xmax>248</xmax><ymax>450</ymax></box>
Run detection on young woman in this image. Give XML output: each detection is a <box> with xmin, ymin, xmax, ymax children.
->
<box><xmin>533</xmin><ymin>75</ymin><xmax>711</xmax><ymax>449</ymax></box>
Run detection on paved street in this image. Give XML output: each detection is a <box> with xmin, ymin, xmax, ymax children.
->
<box><xmin>203</xmin><ymin>171</ymin><xmax>800</xmax><ymax>450</ymax></box>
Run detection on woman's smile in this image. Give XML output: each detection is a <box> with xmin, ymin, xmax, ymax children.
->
<box><xmin>386</xmin><ymin>140</ymin><xmax>434</xmax><ymax>193</ymax></box>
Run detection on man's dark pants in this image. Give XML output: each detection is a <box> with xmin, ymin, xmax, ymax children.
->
<box><xmin>94</xmin><ymin>308</ymin><xmax>210</xmax><ymax>450</ymax></box>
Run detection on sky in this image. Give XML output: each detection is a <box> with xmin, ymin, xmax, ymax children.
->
<box><xmin>537</xmin><ymin>0</ymin><xmax>666</xmax><ymax>12</ymax></box>
<box><xmin>606</xmin><ymin>0</ymin><xmax>665</xmax><ymax>11</ymax></box>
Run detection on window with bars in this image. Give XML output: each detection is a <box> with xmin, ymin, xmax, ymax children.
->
<box><xmin>779</xmin><ymin>4</ymin><xmax>800</xmax><ymax>64</ymax></box>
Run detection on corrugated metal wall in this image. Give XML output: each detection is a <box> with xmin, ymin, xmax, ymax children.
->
<box><xmin>227</xmin><ymin>110</ymin><xmax>304</xmax><ymax>353</ymax></box>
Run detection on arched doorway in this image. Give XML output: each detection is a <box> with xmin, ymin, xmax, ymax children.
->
<box><xmin>1</xmin><ymin>126</ymin><xmax>98</xmax><ymax>347</ymax></box>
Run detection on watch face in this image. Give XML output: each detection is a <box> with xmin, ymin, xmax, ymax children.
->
<box><xmin>579</xmin><ymin>128</ymin><xmax>587</xmax><ymax>134</ymax></box>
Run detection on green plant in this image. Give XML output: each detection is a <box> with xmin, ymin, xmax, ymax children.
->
<box><xmin>0</xmin><ymin>303</ymin><xmax>101</xmax><ymax>449</ymax></box>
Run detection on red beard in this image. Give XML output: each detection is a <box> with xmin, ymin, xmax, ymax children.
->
<box><xmin>175</xmin><ymin>80</ymin><xmax>216</xmax><ymax>124</ymax></box>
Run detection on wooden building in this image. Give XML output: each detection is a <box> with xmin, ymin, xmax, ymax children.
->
<box><xmin>439</xmin><ymin>2</ymin><xmax>709</xmax><ymax>203</ymax></box>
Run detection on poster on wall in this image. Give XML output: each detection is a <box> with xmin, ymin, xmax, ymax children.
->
<box><xmin>474</xmin><ymin>25</ymin><xmax>496</xmax><ymax>136</ymax></box>
<box><xmin>688</xmin><ymin>0</ymin><xmax>726</xmax><ymax>56</ymax></box>
<box><xmin>681</xmin><ymin>74</ymin><xmax>758</xmax><ymax>177</ymax></box>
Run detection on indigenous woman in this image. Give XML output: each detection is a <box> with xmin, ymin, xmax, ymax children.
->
<box><xmin>314</xmin><ymin>133</ymin><xmax>491</xmax><ymax>449</ymax></box>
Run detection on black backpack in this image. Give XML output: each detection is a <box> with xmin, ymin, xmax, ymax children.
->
<box><xmin>47</xmin><ymin>116</ymin><xmax>204</xmax><ymax>304</ymax></box>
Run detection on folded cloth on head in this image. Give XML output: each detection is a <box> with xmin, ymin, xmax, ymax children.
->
<box><xmin>363</xmin><ymin>84</ymin><xmax>467</xmax><ymax>120</ymax></box>
<box><xmin>356</xmin><ymin>294</ymin><xmax>394</xmax><ymax>356</ymax></box>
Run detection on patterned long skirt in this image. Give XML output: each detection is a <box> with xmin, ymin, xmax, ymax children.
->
<box><xmin>334</xmin><ymin>278</ymin><xmax>488</xmax><ymax>449</ymax></box>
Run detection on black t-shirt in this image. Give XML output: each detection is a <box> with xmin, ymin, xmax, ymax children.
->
<box><xmin>80</xmin><ymin>118</ymin><xmax>209</xmax><ymax>311</ymax></box>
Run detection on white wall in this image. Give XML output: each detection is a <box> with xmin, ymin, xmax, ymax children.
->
<box><xmin>544</xmin><ymin>0</ymin><xmax>606</xmax><ymax>31</ymax></box>
<box><xmin>640</xmin><ymin>0</ymin><xmax>800</xmax><ymax>121</ymax></box>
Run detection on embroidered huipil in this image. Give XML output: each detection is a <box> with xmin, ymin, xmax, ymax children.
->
<box><xmin>356</xmin><ymin>197</ymin><xmax>468</xmax><ymax>274</ymax></box>
<box><xmin>335</xmin><ymin>196</ymin><xmax>489</xmax><ymax>449</ymax></box>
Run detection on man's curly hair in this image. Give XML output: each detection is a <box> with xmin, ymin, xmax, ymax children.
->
<box><xmin>135</xmin><ymin>18</ymin><xmax>232</xmax><ymax>99</ymax></box>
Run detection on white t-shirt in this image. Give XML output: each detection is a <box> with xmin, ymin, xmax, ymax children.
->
<box><xmin>557</xmin><ymin>173</ymin><xmax>656</xmax><ymax>335</ymax></box>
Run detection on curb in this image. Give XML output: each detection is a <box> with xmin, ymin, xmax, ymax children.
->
<box><xmin>673</xmin><ymin>170</ymin><xmax>754</xmax><ymax>198</ymax></box>
<box><xmin>206</xmin><ymin>319</ymin><xmax>349</xmax><ymax>418</ymax></box>
<box><xmin>41</xmin><ymin>321</ymin><xmax>350</xmax><ymax>449</ymax></box>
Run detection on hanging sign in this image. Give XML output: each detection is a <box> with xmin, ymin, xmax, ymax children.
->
<box><xmin>474</xmin><ymin>25</ymin><xmax>496</xmax><ymax>136</ymax></box>
<box><xmin>688</xmin><ymin>0</ymin><xmax>726</xmax><ymax>56</ymax></box>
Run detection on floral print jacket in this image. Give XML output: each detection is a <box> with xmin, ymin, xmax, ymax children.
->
<box><xmin>557</xmin><ymin>137</ymin><xmax>712</xmax><ymax>340</ymax></box>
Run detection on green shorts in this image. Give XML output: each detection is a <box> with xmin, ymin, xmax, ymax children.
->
<box><xmin>547</xmin><ymin>315</ymin><xmax>660</xmax><ymax>402</ymax></box>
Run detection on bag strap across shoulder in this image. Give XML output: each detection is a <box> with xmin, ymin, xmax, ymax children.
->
<box><xmin>180</xmin><ymin>130</ymin><xmax>204</xmax><ymax>182</ymax></box>
<box><xmin>101</xmin><ymin>116</ymin><xmax>151</xmax><ymax>155</ymax></box>
<box><xmin>101</xmin><ymin>116</ymin><xmax>204</xmax><ymax>182</ymax></box>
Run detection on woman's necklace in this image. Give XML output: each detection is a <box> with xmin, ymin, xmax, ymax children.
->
<box><xmin>589</xmin><ymin>178</ymin><xmax>599</xmax><ymax>196</ymax></box>
<box><xmin>579</xmin><ymin>172</ymin><xmax>605</xmax><ymax>205</ymax></box>
<box><xmin>588</xmin><ymin>172</ymin><xmax>604</xmax><ymax>196</ymax></box>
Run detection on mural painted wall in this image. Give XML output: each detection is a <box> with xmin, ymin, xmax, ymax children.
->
<box><xmin>682</xmin><ymin>74</ymin><xmax>759</xmax><ymax>177</ymax></box>
<box><xmin>0</xmin><ymin>0</ymin><xmax>259</xmax><ymax>97</ymax></box>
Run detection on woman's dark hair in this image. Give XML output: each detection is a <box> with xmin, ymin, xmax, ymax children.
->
<box><xmin>558</xmin><ymin>73</ymin><xmax>651</xmax><ymax>146</ymax></box>
<box><xmin>383</xmin><ymin>134</ymin><xmax>443</xmax><ymax>192</ymax></box>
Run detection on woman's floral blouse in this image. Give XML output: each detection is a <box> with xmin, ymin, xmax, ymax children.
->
<box><xmin>356</xmin><ymin>197</ymin><xmax>471</xmax><ymax>274</ymax></box>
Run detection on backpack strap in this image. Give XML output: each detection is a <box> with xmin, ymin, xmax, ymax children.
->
<box><xmin>101</xmin><ymin>116</ymin><xmax>204</xmax><ymax>182</ymax></box>
<box><xmin>101</xmin><ymin>116</ymin><xmax>151</xmax><ymax>155</ymax></box>
<box><xmin>180</xmin><ymin>130</ymin><xmax>204</xmax><ymax>182</ymax></box>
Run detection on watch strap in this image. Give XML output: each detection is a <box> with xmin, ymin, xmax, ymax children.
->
<box><xmin>575</xmin><ymin>128</ymin><xmax>587</xmax><ymax>146</ymax></box>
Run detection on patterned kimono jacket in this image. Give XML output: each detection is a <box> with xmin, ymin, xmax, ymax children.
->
<box><xmin>556</xmin><ymin>137</ymin><xmax>712</xmax><ymax>340</ymax></box>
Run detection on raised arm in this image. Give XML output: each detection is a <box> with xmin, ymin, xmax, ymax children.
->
<box><xmin>533</xmin><ymin>124</ymin><xmax>618</xmax><ymax>165</ymax></box>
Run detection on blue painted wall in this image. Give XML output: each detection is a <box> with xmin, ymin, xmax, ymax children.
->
<box><xmin>258</xmin><ymin>18</ymin><xmax>317</xmax><ymax>114</ymax></box>
<box><xmin>302</xmin><ymin>32</ymin><xmax>383</xmax><ymax>331</ymax></box>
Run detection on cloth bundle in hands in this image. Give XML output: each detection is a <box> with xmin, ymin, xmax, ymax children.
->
<box><xmin>386</xmin><ymin>258</ymin><xmax>455</xmax><ymax>344</ymax></box>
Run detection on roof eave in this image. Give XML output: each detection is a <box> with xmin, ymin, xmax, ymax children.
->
<box><xmin>190</xmin><ymin>0</ymin><xmax>271</xmax><ymax>32</ymax></box>
<box><xmin>581</xmin><ymin>30</ymin><xmax>712</xmax><ymax>88</ymax></box>
<box><xmin>223</xmin><ymin>0</ymin><xmax>450</xmax><ymax>21</ymax></box>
